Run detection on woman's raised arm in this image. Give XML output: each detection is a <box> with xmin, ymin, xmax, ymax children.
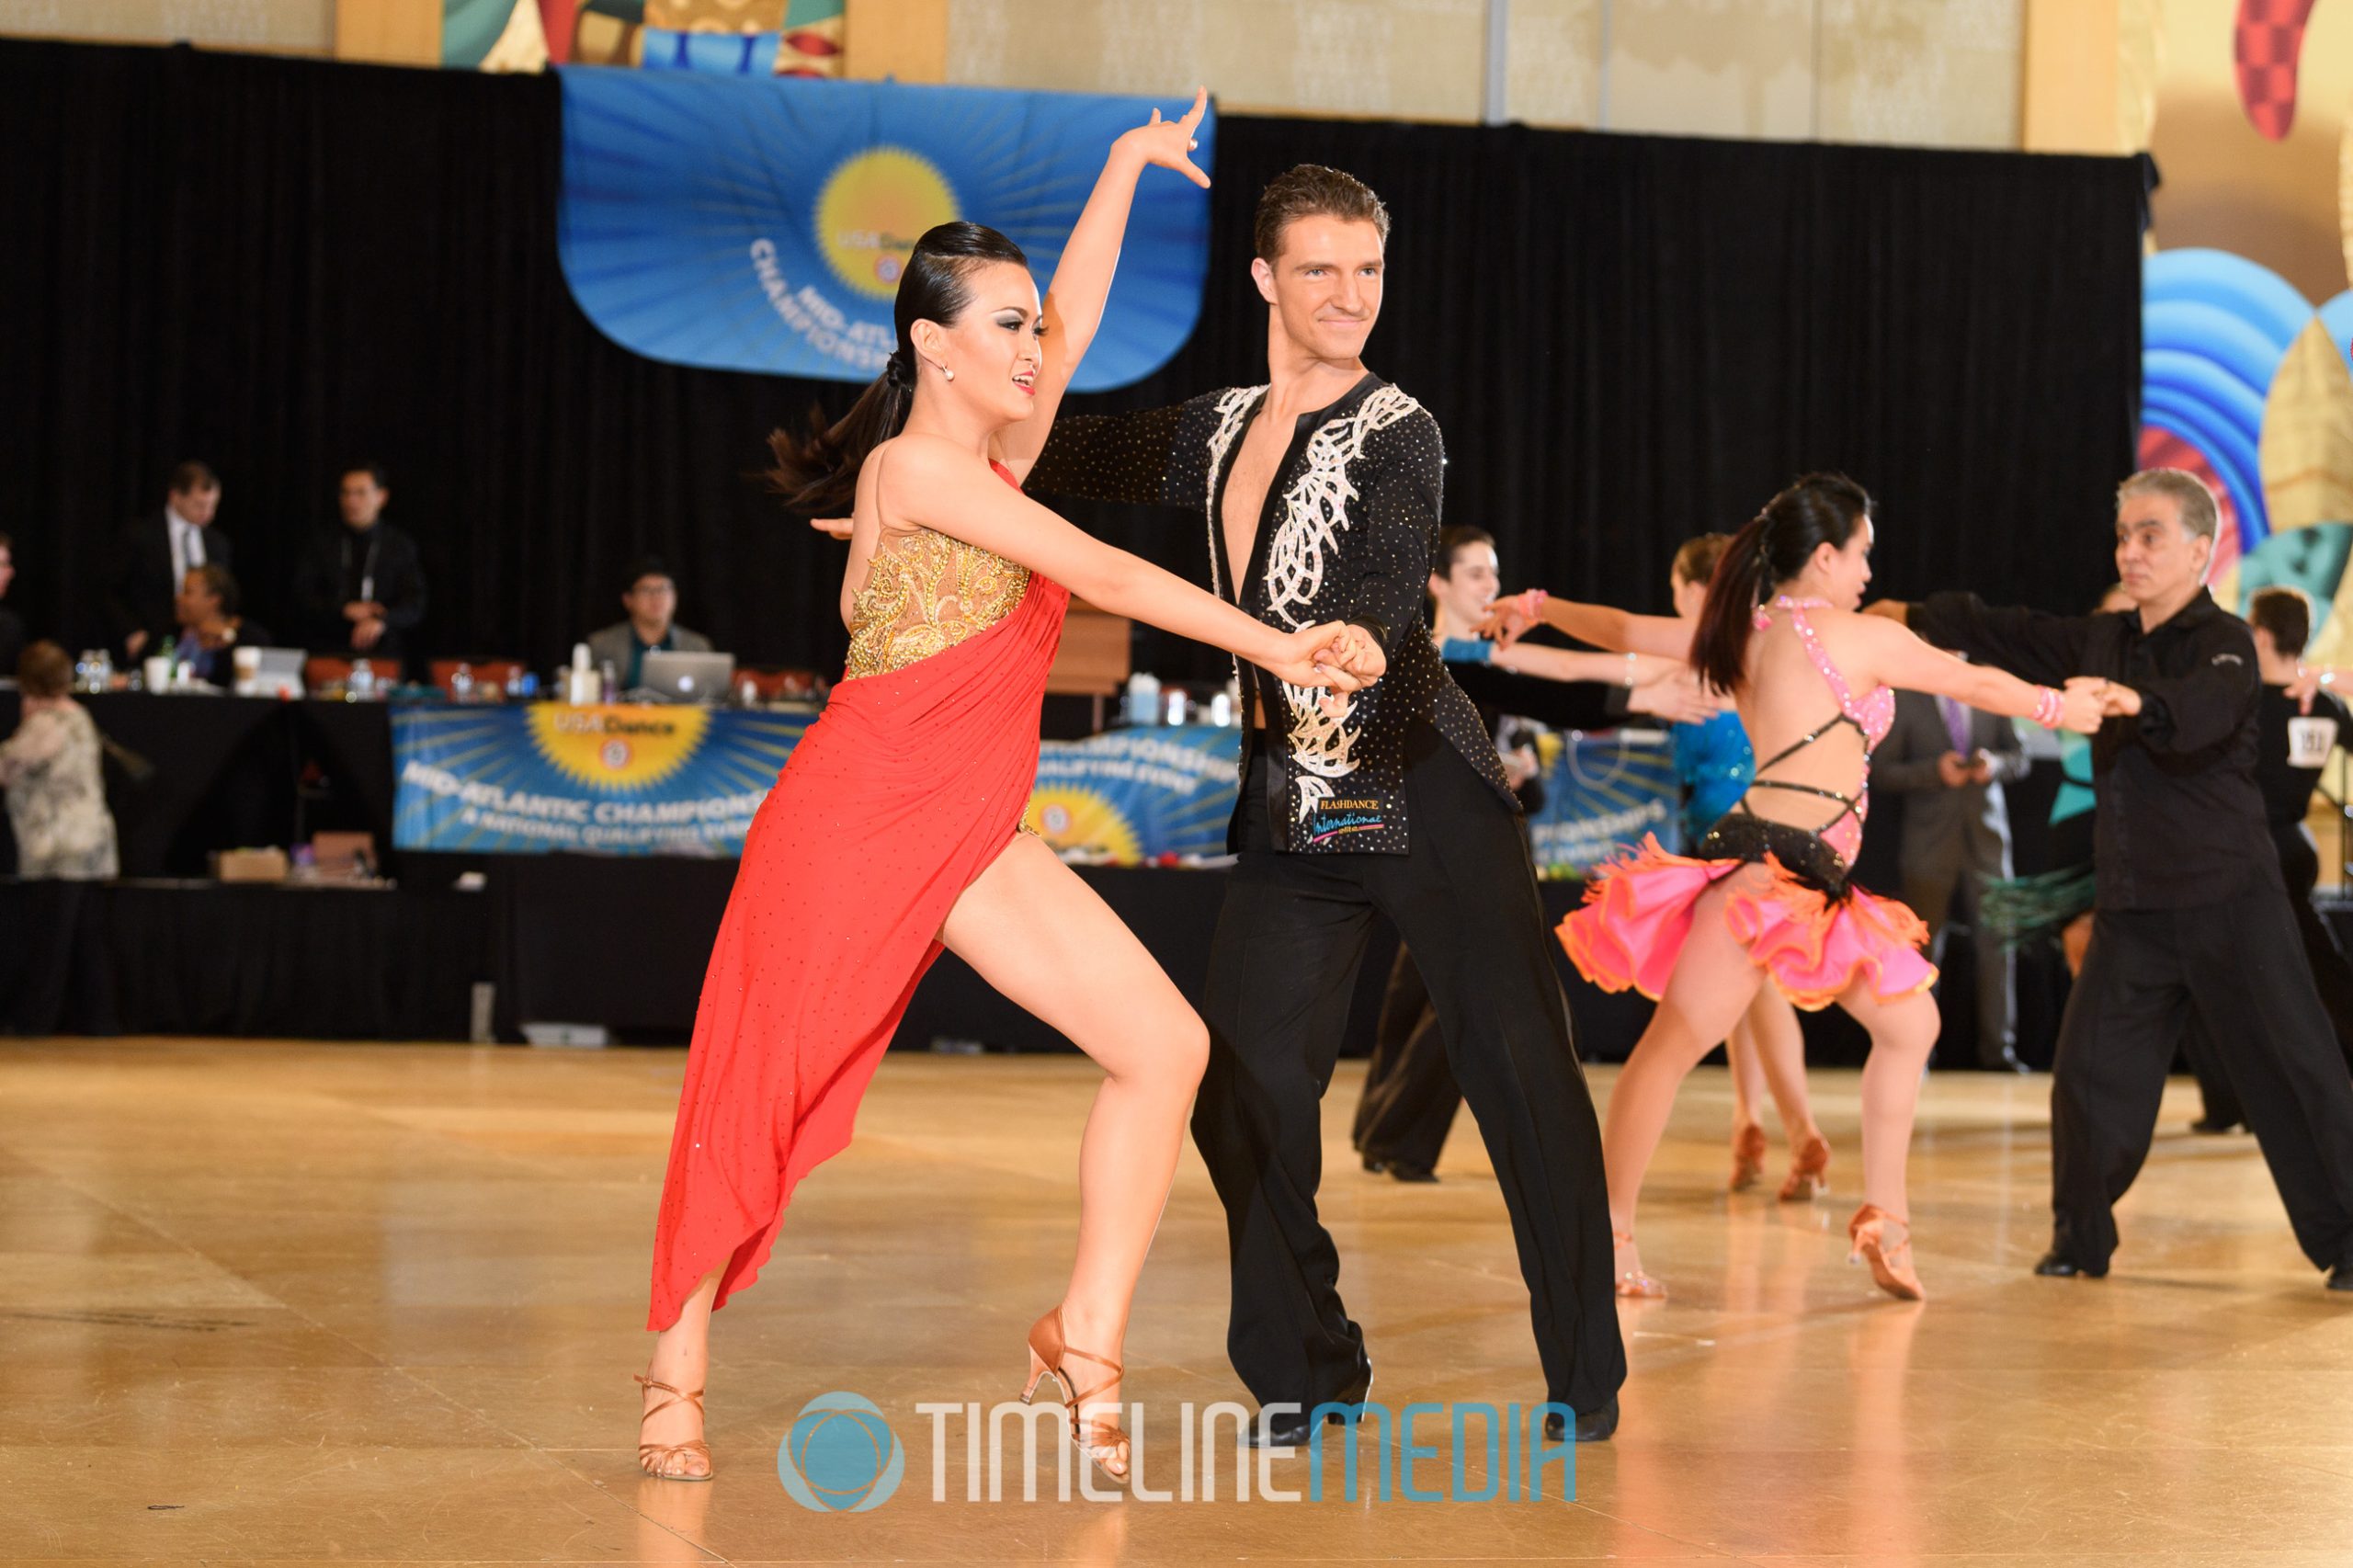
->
<box><xmin>993</xmin><ymin>90</ymin><xmax>1210</xmax><ymax>483</ymax></box>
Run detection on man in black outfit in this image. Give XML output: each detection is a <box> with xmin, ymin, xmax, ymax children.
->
<box><xmin>1031</xmin><ymin>166</ymin><xmax>1629</xmax><ymax>1439</ymax></box>
<box><xmin>105</xmin><ymin>460</ymin><xmax>232</xmax><ymax>661</ymax></box>
<box><xmin>1878</xmin><ymin>469</ymin><xmax>2353</xmax><ymax>1290</ymax></box>
<box><xmin>293</xmin><ymin>463</ymin><xmax>427</xmax><ymax>672</ymax></box>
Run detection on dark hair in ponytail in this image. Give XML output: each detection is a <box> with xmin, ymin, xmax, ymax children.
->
<box><xmin>1689</xmin><ymin>472</ymin><xmax>1873</xmax><ymax>694</ymax></box>
<box><xmin>764</xmin><ymin>221</ymin><xmax>1031</xmax><ymax>517</ymax></box>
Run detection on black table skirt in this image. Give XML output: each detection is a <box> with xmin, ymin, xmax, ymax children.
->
<box><xmin>0</xmin><ymin>879</ymin><xmax>487</xmax><ymax>1039</ymax></box>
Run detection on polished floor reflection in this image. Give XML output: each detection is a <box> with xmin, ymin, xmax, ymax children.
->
<box><xmin>2</xmin><ymin>1037</ymin><xmax>2348</xmax><ymax>1565</ymax></box>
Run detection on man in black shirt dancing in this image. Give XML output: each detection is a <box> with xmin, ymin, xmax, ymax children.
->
<box><xmin>1876</xmin><ymin>470</ymin><xmax>2353</xmax><ymax>1290</ymax></box>
<box><xmin>1029</xmin><ymin>166</ymin><xmax>1628</xmax><ymax>1438</ymax></box>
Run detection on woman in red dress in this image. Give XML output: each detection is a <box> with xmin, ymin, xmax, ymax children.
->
<box><xmin>634</xmin><ymin>96</ymin><xmax>1380</xmax><ymax>1485</ymax></box>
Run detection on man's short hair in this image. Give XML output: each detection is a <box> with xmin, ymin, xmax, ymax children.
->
<box><xmin>1434</xmin><ymin>526</ymin><xmax>1494</xmax><ymax>579</ymax></box>
<box><xmin>168</xmin><ymin>460</ymin><xmax>219</xmax><ymax>496</ymax></box>
<box><xmin>2249</xmin><ymin>585</ymin><xmax>2313</xmax><ymax>656</ymax></box>
<box><xmin>188</xmin><ymin>561</ymin><xmax>240</xmax><ymax>618</ymax></box>
<box><xmin>1254</xmin><ymin>164</ymin><xmax>1391</xmax><ymax>262</ymax></box>
<box><xmin>1672</xmin><ymin>532</ymin><xmax>1735</xmax><ymax>589</ymax></box>
<box><xmin>2118</xmin><ymin>468</ymin><xmax>2220</xmax><ymax>543</ymax></box>
<box><xmin>343</xmin><ymin>461</ymin><xmax>391</xmax><ymax>490</ymax></box>
<box><xmin>623</xmin><ymin>556</ymin><xmax>675</xmax><ymax>597</ymax></box>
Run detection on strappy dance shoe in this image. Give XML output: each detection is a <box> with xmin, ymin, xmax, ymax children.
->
<box><xmin>1847</xmin><ymin>1203</ymin><xmax>1927</xmax><ymax>1301</ymax></box>
<box><xmin>1022</xmin><ymin>1306</ymin><xmax>1131</xmax><ymax>1485</ymax></box>
<box><xmin>1779</xmin><ymin>1131</ymin><xmax>1832</xmax><ymax>1202</ymax></box>
<box><xmin>1612</xmin><ymin>1228</ymin><xmax>1666</xmax><ymax>1299</ymax></box>
<box><xmin>633</xmin><ymin>1373</ymin><xmax>713</xmax><ymax>1481</ymax></box>
<box><xmin>1729</xmin><ymin>1121</ymin><xmax>1768</xmax><ymax>1191</ymax></box>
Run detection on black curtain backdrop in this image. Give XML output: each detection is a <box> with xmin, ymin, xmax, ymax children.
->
<box><xmin>0</xmin><ymin>40</ymin><xmax>2144</xmax><ymax>681</ymax></box>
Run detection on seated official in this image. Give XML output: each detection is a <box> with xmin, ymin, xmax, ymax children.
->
<box><xmin>586</xmin><ymin>557</ymin><xmax>712</xmax><ymax>691</ymax></box>
<box><xmin>165</xmin><ymin>564</ymin><xmax>272</xmax><ymax>687</ymax></box>
<box><xmin>293</xmin><ymin>463</ymin><xmax>426</xmax><ymax>668</ymax></box>
<box><xmin>0</xmin><ymin>642</ymin><xmax>119</xmax><ymax>880</ymax></box>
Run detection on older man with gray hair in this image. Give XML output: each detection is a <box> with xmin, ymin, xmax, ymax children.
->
<box><xmin>1872</xmin><ymin>469</ymin><xmax>2353</xmax><ymax>1291</ymax></box>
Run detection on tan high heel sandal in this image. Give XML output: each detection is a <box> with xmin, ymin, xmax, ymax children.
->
<box><xmin>1729</xmin><ymin>1122</ymin><xmax>1768</xmax><ymax>1191</ymax></box>
<box><xmin>1848</xmin><ymin>1203</ymin><xmax>1927</xmax><ymax>1301</ymax></box>
<box><xmin>1021</xmin><ymin>1306</ymin><xmax>1131</xmax><ymax>1485</ymax></box>
<box><xmin>1779</xmin><ymin>1131</ymin><xmax>1831</xmax><ymax>1202</ymax></box>
<box><xmin>634</xmin><ymin>1373</ymin><xmax>713</xmax><ymax>1481</ymax></box>
<box><xmin>1612</xmin><ymin>1228</ymin><xmax>1666</xmax><ymax>1300</ymax></box>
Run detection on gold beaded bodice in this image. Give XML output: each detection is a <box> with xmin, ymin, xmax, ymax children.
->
<box><xmin>843</xmin><ymin>527</ymin><xmax>1032</xmax><ymax>681</ymax></box>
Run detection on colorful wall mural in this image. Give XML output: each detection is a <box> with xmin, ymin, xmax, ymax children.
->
<box><xmin>2143</xmin><ymin>0</ymin><xmax>2353</xmax><ymax>658</ymax></box>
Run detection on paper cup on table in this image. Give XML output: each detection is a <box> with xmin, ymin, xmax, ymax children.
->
<box><xmin>142</xmin><ymin>655</ymin><xmax>171</xmax><ymax>691</ymax></box>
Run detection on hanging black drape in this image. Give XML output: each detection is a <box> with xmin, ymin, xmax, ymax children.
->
<box><xmin>0</xmin><ymin>40</ymin><xmax>2143</xmax><ymax>679</ymax></box>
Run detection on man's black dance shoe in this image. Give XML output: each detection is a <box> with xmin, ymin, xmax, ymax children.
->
<box><xmin>2033</xmin><ymin>1250</ymin><xmax>2108</xmax><ymax>1278</ymax></box>
<box><xmin>1542</xmin><ymin>1396</ymin><xmax>1620</xmax><ymax>1443</ymax></box>
<box><xmin>1245</xmin><ymin>1363</ymin><xmax>1373</xmax><ymax>1449</ymax></box>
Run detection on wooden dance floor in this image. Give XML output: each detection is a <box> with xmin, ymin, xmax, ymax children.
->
<box><xmin>4</xmin><ymin>1037</ymin><xmax>2349</xmax><ymax>1565</ymax></box>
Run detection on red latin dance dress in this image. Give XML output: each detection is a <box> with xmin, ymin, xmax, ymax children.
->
<box><xmin>647</xmin><ymin>461</ymin><xmax>1067</xmax><ymax>1330</ymax></box>
<box><xmin>1561</xmin><ymin>597</ymin><xmax>1938</xmax><ymax>1010</ymax></box>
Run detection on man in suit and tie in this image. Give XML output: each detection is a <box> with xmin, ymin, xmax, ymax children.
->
<box><xmin>105</xmin><ymin>461</ymin><xmax>232</xmax><ymax>660</ymax></box>
<box><xmin>1878</xmin><ymin>683</ymin><xmax>2030</xmax><ymax>1071</ymax></box>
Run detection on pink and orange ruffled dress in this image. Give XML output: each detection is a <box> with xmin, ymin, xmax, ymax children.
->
<box><xmin>1561</xmin><ymin>597</ymin><xmax>1937</xmax><ymax>1010</ymax></box>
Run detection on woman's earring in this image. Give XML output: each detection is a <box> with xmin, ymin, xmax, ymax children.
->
<box><xmin>943</xmin><ymin>367</ymin><xmax>955</xmax><ymax>381</ymax></box>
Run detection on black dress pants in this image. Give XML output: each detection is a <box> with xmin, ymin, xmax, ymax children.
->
<box><xmin>2052</xmin><ymin>880</ymin><xmax>2353</xmax><ymax>1273</ymax></box>
<box><xmin>2187</xmin><ymin>830</ymin><xmax>2353</xmax><ymax>1128</ymax></box>
<box><xmin>1190</xmin><ymin>725</ymin><xmax>1627</xmax><ymax>1415</ymax></box>
<box><xmin>1349</xmin><ymin>945</ymin><xmax>1463</xmax><ymax>1173</ymax></box>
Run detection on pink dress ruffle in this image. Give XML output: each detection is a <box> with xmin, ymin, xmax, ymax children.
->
<box><xmin>1561</xmin><ymin>835</ymin><xmax>1937</xmax><ymax>1012</ymax></box>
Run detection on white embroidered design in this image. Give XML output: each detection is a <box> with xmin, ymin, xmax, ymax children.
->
<box><xmin>1200</xmin><ymin>382</ymin><xmax>1423</xmax><ymax>827</ymax></box>
<box><xmin>1270</xmin><ymin>388</ymin><xmax>1421</xmax><ymax>806</ymax></box>
<box><xmin>1202</xmin><ymin>386</ymin><xmax>1262</xmax><ymax>606</ymax></box>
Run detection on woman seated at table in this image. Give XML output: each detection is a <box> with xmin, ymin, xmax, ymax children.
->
<box><xmin>0</xmin><ymin>642</ymin><xmax>119</xmax><ymax>880</ymax></box>
<box><xmin>165</xmin><ymin>564</ymin><xmax>272</xmax><ymax>686</ymax></box>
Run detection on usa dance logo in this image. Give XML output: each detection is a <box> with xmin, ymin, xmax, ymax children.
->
<box><xmin>778</xmin><ymin>1394</ymin><xmax>1575</xmax><ymax>1506</ymax></box>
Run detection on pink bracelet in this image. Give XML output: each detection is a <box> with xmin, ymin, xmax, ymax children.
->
<box><xmin>1517</xmin><ymin>588</ymin><xmax>1549</xmax><ymax>619</ymax></box>
<box><xmin>2031</xmin><ymin>685</ymin><xmax>2063</xmax><ymax>728</ymax></box>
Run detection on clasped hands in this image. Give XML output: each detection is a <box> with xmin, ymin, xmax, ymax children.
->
<box><xmin>1281</xmin><ymin>621</ymin><xmax>1386</xmax><ymax>715</ymax></box>
<box><xmin>2062</xmin><ymin>675</ymin><xmax>2138</xmax><ymax>722</ymax></box>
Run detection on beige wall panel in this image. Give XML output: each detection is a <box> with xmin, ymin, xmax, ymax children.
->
<box><xmin>0</xmin><ymin>0</ymin><xmax>335</xmax><ymax>50</ymax></box>
<box><xmin>1817</xmin><ymin>0</ymin><xmax>2021</xmax><ymax>149</ymax></box>
<box><xmin>1505</xmin><ymin>0</ymin><xmax>1602</xmax><ymax>128</ymax></box>
<box><xmin>946</xmin><ymin>0</ymin><xmax>1485</xmax><ymax>121</ymax></box>
<box><xmin>845</xmin><ymin>0</ymin><xmax>949</xmax><ymax>80</ymax></box>
<box><xmin>1604</xmin><ymin>0</ymin><xmax>1815</xmax><ymax>141</ymax></box>
<box><xmin>336</xmin><ymin>0</ymin><xmax>439</xmax><ymax>64</ymax></box>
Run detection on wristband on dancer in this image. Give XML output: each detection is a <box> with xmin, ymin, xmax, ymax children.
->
<box><xmin>1512</xmin><ymin>588</ymin><xmax>1549</xmax><ymax>623</ymax></box>
<box><xmin>2030</xmin><ymin>685</ymin><xmax>2063</xmax><ymax>729</ymax></box>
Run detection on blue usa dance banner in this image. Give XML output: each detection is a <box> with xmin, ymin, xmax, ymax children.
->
<box><xmin>1525</xmin><ymin>733</ymin><xmax>1684</xmax><ymax>876</ymax></box>
<box><xmin>554</xmin><ymin>71</ymin><xmax>1215</xmax><ymax>391</ymax></box>
<box><xmin>392</xmin><ymin>706</ymin><xmax>813</xmax><ymax>856</ymax></box>
<box><xmin>1023</xmin><ymin>725</ymin><xmax>1243</xmax><ymax>863</ymax></box>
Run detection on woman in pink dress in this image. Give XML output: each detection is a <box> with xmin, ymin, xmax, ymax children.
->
<box><xmin>636</xmin><ymin>95</ymin><xmax>1381</xmax><ymax>1484</ymax></box>
<box><xmin>1483</xmin><ymin>475</ymin><xmax>2100</xmax><ymax>1301</ymax></box>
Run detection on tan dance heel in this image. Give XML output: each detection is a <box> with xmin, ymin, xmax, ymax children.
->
<box><xmin>1729</xmin><ymin>1121</ymin><xmax>1768</xmax><ymax>1191</ymax></box>
<box><xmin>1611</xmin><ymin>1228</ymin><xmax>1666</xmax><ymax>1300</ymax></box>
<box><xmin>1779</xmin><ymin>1131</ymin><xmax>1831</xmax><ymax>1202</ymax></box>
<box><xmin>1847</xmin><ymin>1204</ymin><xmax>1927</xmax><ymax>1301</ymax></box>
<box><xmin>634</xmin><ymin>1373</ymin><xmax>713</xmax><ymax>1481</ymax></box>
<box><xmin>1022</xmin><ymin>1306</ymin><xmax>1131</xmax><ymax>1485</ymax></box>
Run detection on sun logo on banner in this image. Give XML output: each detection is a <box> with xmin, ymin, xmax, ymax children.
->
<box><xmin>1024</xmin><ymin>787</ymin><xmax>1142</xmax><ymax>862</ymax></box>
<box><xmin>527</xmin><ymin>705</ymin><xmax>711</xmax><ymax>790</ymax></box>
<box><xmin>815</xmin><ymin>147</ymin><xmax>959</xmax><ymax>300</ymax></box>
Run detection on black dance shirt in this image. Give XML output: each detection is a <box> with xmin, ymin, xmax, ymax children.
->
<box><xmin>1912</xmin><ymin>589</ymin><xmax>2278</xmax><ymax>909</ymax></box>
<box><xmin>1030</xmin><ymin>373</ymin><xmax>1514</xmax><ymax>855</ymax></box>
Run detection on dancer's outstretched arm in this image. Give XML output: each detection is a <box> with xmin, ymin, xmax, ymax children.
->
<box><xmin>875</xmin><ymin>434</ymin><xmax>1372</xmax><ymax>691</ymax></box>
<box><xmin>1477</xmin><ymin>591</ymin><xmax>1693</xmax><ymax>660</ymax></box>
<box><xmin>993</xmin><ymin>90</ymin><xmax>1210</xmax><ymax>483</ymax></box>
<box><xmin>1848</xmin><ymin>613</ymin><xmax>2102</xmax><ymax>732</ymax></box>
